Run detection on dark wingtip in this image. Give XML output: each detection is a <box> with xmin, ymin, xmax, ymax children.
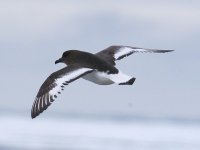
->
<box><xmin>165</xmin><ymin>50</ymin><xmax>174</xmax><ymax>52</ymax></box>
<box><xmin>31</xmin><ymin>108</ymin><xmax>40</xmax><ymax>119</ymax></box>
<box><xmin>31</xmin><ymin>108</ymin><xmax>44</xmax><ymax>119</ymax></box>
<box><xmin>31</xmin><ymin>110</ymin><xmax>39</xmax><ymax>119</ymax></box>
<box><xmin>31</xmin><ymin>98</ymin><xmax>52</xmax><ymax>119</ymax></box>
<box><xmin>31</xmin><ymin>113</ymin><xmax>36</xmax><ymax>119</ymax></box>
<box><xmin>154</xmin><ymin>49</ymin><xmax>175</xmax><ymax>53</ymax></box>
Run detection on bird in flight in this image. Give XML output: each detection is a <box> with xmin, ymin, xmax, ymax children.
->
<box><xmin>31</xmin><ymin>45</ymin><xmax>174</xmax><ymax>118</ymax></box>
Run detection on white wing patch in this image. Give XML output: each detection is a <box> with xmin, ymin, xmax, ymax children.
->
<box><xmin>49</xmin><ymin>68</ymin><xmax>92</xmax><ymax>98</ymax></box>
<box><xmin>114</xmin><ymin>47</ymin><xmax>134</xmax><ymax>60</ymax></box>
<box><xmin>114</xmin><ymin>46</ymin><xmax>173</xmax><ymax>60</ymax></box>
<box><xmin>32</xmin><ymin>67</ymin><xmax>93</xmax><ymax>118</ymax></box>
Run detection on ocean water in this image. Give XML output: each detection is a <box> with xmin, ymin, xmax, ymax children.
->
<box><xmin>0</xmin><ymin>115</ymin><xmax>200</xmax><ymax>150</ymax></box>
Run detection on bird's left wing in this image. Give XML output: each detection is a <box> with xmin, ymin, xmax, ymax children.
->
<box><xmin>31</xmin><ymin>65</ymin><xmax>93</xmax><ymax>118</ymax></box>
<box><xmin>96</xmin><ymin>45</ymin><xmax>174</xmax><ymax>64</ymax></box>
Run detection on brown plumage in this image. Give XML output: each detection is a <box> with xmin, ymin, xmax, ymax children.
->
<box><xmin>56</xmin><ymin>50</ymin><xmax>118</xmax><ymax>74</ymax></box>
<box><xmin>32</xmin><ymin>45</ymin><xmax>174</xmax><ymax>119</ymax></box>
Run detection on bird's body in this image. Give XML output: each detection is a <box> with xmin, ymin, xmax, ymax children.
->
<box><xmin>82</xmin><ymin>71</ymin><xmax>114</xmax><ymax>85</ymax></box>
<box><xmin>31</xmin><ymin>45</ymin><xmax>174</xmax><ymax>118</ymax></box>
<box><xmin>60</xmin><ymin>50</ymin><xmax>118</xmax><ymax>74</ymax></box>
<box><xmin>61</xmin><ymin>50</ymin><xmax>134</xmax><ymax>85</ymax></box>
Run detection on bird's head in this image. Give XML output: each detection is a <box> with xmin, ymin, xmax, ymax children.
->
<box><xmin>55</xmin><ymin>50</ymin><xmax>73</xmax><ymax>65</ymax></box>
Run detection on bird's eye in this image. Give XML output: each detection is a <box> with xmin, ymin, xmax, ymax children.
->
<box><xmin>62</xmin><ymin>52</ymin><xmax>68</xmax><ymax>57</ymax></box>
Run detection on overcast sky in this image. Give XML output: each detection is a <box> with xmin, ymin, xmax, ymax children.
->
<box><xmin>0</xmin><ymin>0</ymin><xmax>200</xmax><ymax>119</ymax></box>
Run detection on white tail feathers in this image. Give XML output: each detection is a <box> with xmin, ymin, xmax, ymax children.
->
<box><xmin>82</xmin><ymin>71</ymin><xmax>135</xmax><ymax>85</ymax></box>
<box><xmin>106</xmin><ymin>71</ymin><xmax>136</xmax><ymax>85</ymax></box>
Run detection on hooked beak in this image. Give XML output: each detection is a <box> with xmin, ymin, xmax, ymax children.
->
<box><xmin>55</xmin><ymin>58</ymin><xmax>63</xmax><ymax>64</ymax></box>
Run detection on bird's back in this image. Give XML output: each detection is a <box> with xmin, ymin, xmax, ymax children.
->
<box><xmin>68</xmin><ymin>50</ymin><xmax>118</xmax><ymax>74</ymax></box>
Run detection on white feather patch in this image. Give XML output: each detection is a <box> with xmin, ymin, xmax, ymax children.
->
<box><xmin>49</xmin><ymin>68</ymin><xmax>92</xmax><ymax>98</ymax></box>
<box><xmin>98</xmin><ymin>71</ymin><xmax>132</xmax><ymax>84</ymax></box>
<box><xmin>114</xmin><ymin>47</ymin><xmax>133</xmax><ymax>60</ymax></box>
<box><xmin>82</xmin><ymin>71</ymin><xmax>114</xmax><ymax>85</ymax></box>
<box><xmin>114</xmin><ymin>47</ymin><xmax>153</xmax><ymax>60</ymax></box>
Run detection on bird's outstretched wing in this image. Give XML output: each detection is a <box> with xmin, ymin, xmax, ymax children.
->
<box><xmin>31</xmin><ymin>66</ymin><xmax>93</xmax><ymax>118</ymax></box>
<box><xmin>96</xmin><ymin>45</ymin><xmax>174</xmax><ymax>64</ymax></box>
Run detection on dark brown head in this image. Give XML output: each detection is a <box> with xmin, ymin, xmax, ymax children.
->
<box><xmin>55</xmin><ymin>50</ymin><xmax>77</xmax><ymax>65</ymax></box>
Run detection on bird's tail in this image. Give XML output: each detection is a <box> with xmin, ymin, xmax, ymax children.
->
<box><xmin>107</xmin><ymin>71</ymin><xmax>136</xmax><ymax>85</ymax></box>
<box><xmin>119</xmin><ymin>77</ymin><xmax>136</xmax><ymax>85</ymax></box>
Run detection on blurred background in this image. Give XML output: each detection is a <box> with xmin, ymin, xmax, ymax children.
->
<box><xmin>0</xmin><ymin>0</ymin><xmax>200</xmax><ymax>149</ymax></box>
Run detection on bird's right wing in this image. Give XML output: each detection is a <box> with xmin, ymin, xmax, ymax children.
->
<box><xmin>96</xmin><ymin>45</ymin><xmax>174</xmax><ymax>64</ymax></box>
<box><xmin>31</xmin><ymin>65</ymin><xmax>93</xmax><ymax>119</ymax></box>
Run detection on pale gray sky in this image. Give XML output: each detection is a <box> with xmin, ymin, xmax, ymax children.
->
<box><xmin>0</xmin><ymin>0</ymin><xmax>200</xmax><ymax>119</ymax></box>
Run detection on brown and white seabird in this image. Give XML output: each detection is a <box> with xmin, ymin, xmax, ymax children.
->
<box><xmin>31</xmin><ymin>45</ymin><xmax>174</xmax><ymax>118</ymax></box>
